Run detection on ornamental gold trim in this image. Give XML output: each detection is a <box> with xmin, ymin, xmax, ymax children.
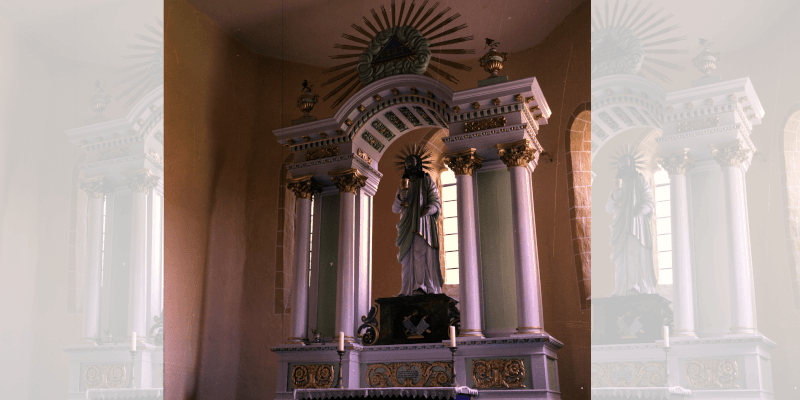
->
<box><xmin>453</xmin><ymin>106</ymin><xmax>461</xmax><ymax>114</ymax></box>
<box><xmin>98</xmin><ymin>145</ymin><xmax>131</xmax><ymax>161</ymax></box>
<box><xmin>686</xmin><ymin>359</ymin><xmax>739</xmax><ymax>389</ymax></box>
<box><xmin>357</xmin><ymin>148</ymin><xmax>373</xmax><ymax>164</ymax></box>
<box><xmin>472</xmin><ymin>359</ymin><xmax>526</xmax><ymax>389</ymax></box>
<box><xmin>80</xmin><ymin>176</ymin><xmax>108</xmax><ymax>199</ymax></box>
<box><xmin>366</xmin><ymin>361</ymin><xmax>452</xmax><ymax>388</ymax></box>
<box><xmin>514</xmin><ymin>94</ymin><xmax>523</xmax><ymax>102</ymax></box>
<box><xmin>83</xmin><ymin>364</ymin><xmax>127</xmax><ymax>389</ymax></box>
<box><xmin>443</xmin><ymin>149</ymin><xmax>484</xmax><ymax>176</ymax></box>
<box><xmin>495</xmin><ymin>139</ymin><xmax>538</xmax><ymax>168</ymax></box>
<box><xmin>464</xmin><ymin>116</ymin><xmax>506</xmax><ymax>133</ymax></box>
<box><xmin>291</xmin><ymin>364</ymin><xmax>335</xmax><ymax>389</ymax></box>
<box><xmin>710</xmin><ymin>139</ymin><xmax>753</xmax><ymax>167</ymax></box>
<box><xmin>471</xmin><ymin>102</ymin><xmax>481</xmax><ymax>110</ymax></box>
<box><xmin>590</xmin><ymin>362</ymin><xmax>666</xmax><ymax>388</ymax></box>
<box><xmin>677</xmin><ymin>116</ymin><xmax>719</xmax><ymax>133</ymax></box>
<box><xmin>122</xmin><ymin>168</ymin><xmax>159</xmax><ymax>193</ymax></box>
<box><xmin>330</xmin><ymin>168</ymin><xmax>367</xmax><ymax>194</ymax></box>
<box><xmin>491</xmin><ymin>98</ymin><xmax>501</xmax><ymax>106</ymax></box>
<box><xmin>657</xmin><ymin>149</ymin><xmax>695</xmax><ymax>176</ymax></box>
<box><xmin>305</xmin><ymin>146</ymin><xmax>340</xmax><ymax>161</ymax></box>
<box><xmin>287</xmin><ymin>175</ymin><xmax>323</xmax><ymax>200</ymax></box>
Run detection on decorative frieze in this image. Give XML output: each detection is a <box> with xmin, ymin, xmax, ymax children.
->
<box><xmin>385</xmin><ymin>111</ymin><xmax>408</xmax><ymax>132</ymax></box>
<box><xmin>357</xmin><ymin>148</ymin><xmax>373</xmax><ymax>164</ymax></box>
<box><xmin>123</xmin><ymin>169</ymin><xmax>159</xmax><ymax>193</ymax></box>
<box><xmin>291</xmin><ymin>364</ymin><xmax>334</xmax><ymax>389</ymax></box>
<box><xmin>98</xmin><ymin>145</ymin><xmax>131</xmax><ymax>161</ymax></box>
<box><xmin>371</xmin><ymin>120</ymin><xmax>395</xmax><ymax>141</ymax></box>
<box><xmin>330</xmin><ymin>168</ymin><xmax>367</xmax><ymax>194</ymax></box>
<box><xmin>399</xmin><ymin>107</ymin><xmax>422</xmax><ymax>126</ymax></box>
<box><xmin>443</xmin><ymin>149</ymin><xmax>484</xmax><ymax>176</ymax></box>
<box><xmin>677</xmin><ymin>116</ymin><xmax>719</xmax><ymax>133</ymax></box>
<box><xmin>464</xmin><ymin>116</ymin><xmax>506</xmax><ymax>133</ymax></box>
<box><xmin>412</xmin><ymin>106</ymin><xmax>436</xmax><ymax>126</ymax></box>
<box><xmin>472</xmin><ymin>359</ymin><xmax>526</xmax><ymax>389</ymax></box>
<box><xmin>590</xmin><ymin>362</ymin><xmax>666</xmax><ymax>388</ymax></box>
<box><xmin>362</xmin><ymin>131</ymin><xmax>385</xmax><ymax>152</ymax></box>
<box><xmin>305</xmin><ymin>146</ymin><xmax>340</xmax><ymax>161</ymax></box>
<box><xmin>84</xmin><ymin>364</ymin><xmax>127</xmax><ymax>389</ymax></box>
<box><xmin>496</xmin><ymin>139</ymin><xmax>538</xmax><ymax>168</ymax></box>
<box><xmin>711</xmin><ymin>140</ymin><xmax>753</xmax><ymax>167</ymax></box>
<box><xmin>80</xmin><ymin>176</ymin><xmax>107</xmax><ymax>199</ymax></box>
<box><xmin>366</xmin><ymin>361</ymin><xmax>452</xmax><ymax>388</ymax></box>
<box><xmin>287</xmin><ymin>175</ymin><xmax>323</xmax><ymax>199</ymax></box>
<box><xmin>657</xmin><ymin>150</ymin><xmax>695</xmax><ymax>176</ymax></box>
<box><xmin>686</xmin><ymin>359</ymin><xmax>739</xmax><ymax>389</ymax></box>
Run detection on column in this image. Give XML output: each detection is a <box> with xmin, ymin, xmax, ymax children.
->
<box><xmin>711</xmin><ymin>139</ymin><xmax>757</xmax><ymax>335</ymax></box>
<box><xmin>79</xmin><ymin>176</ymin><xmax>107</xmax><ymax>342</ymax></box>
<box><xmin>443</xmin><ymin>149</ymin><xmax>485</xmax><ymax>338</ymax></box>
<box><xmin>123</xmin><ymin>169</ymin><xmax>160</xmax><ymax>343</ymax></box>
<box><xmin>286</xmin><ymin>175</ymin><xmax>321</xmax><ymax>344</ymax></box>
<box><xmin>657</xmin><ymin>150</ymin><xmax>697</xmax><ymax>337</ymax></box>
<box><xmin>496</xmin><ymin>139</ymin><xmax>545</xmax><ymax>335</ymax></box>
<box><xmin>329</xmin><ymin>168</ymin><xmax>366</xmax><ymax>344</ymax></box>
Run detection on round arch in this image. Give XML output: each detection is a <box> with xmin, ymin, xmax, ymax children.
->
<box><xmin>565</xmin><ymin>102</ymin><xmax>591</xmax><ymax>309</ymax></box>
<box><xmin>779</xmin><ymin>102</ymin><xmax>800</xmax><ymax>309</ymax></box>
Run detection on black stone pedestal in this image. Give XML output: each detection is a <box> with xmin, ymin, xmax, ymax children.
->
<box><xmin>592</xmin><ymin>294</ymin><xmax>673</xmax><ymax>345</ymax></box>
<box><xmin>357</xmin><ymin>294</ymin><xmax>460</xmax><ymax>345</ymax></box>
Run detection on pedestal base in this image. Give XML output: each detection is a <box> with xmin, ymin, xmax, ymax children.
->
<box><xmin>478</xmin><ymin>75</ymin><xmax>509</xmax><ymax>87</ymax></box>
<box><xmin>292</xmin><ymin>115</ymin><xmax>318</xmax><ymax>125</ymax></box>
<box><xmin>358</xmin><ymin>294</ymin><xmax>459</xmax><ymax>346</ymax></box>
<box><xmin>592</xmin><ymin>294</ymin><xmax>673</xmax><ymax>345</ymax></box>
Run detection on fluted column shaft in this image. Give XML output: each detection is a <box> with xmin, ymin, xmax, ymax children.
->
<box><xmin>658</xmin><ymin>151</ymin><xmax>697</xmax><ymax>337</ymax></box>
<box><xmin>496</xmin><ymin>140</ymin><xmax>545</xmax><ymax>335</ymax></box>
<box><xmin>330</xmin><ymin>169</ymin><xmax>366</xmax><ymax>344</ymax></box>
<box><xmin>287</xmin><ymin>176</ymin><xmax>321</xmax><ymax>343</ymax></box>
<box><xmin>80</xmin><ymin>177</ymin><xmax>106</xmax><ymax>342</ymax></box>
<box><xmin>444</xmin><ymin>149</ymin><xmax>484</xmax><ymax>337</ymax></box>
<box><xmin>124</xmin><ymin>169</ymin><xmax>159</xmax><ymax>342</ymax></box>
<box><xmin>712</xmin><ymin>141</ymin><xmax>757</xmax><ymax>335</ymax></box>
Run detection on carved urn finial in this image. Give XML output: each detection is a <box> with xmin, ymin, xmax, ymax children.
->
<box><xmin>90</xmin><ymin>80</ymin><xmax>111</xmax><ymax>116</ymax></box>
<box><xmin>297</xmin><ymin>80</ymin><xmax>319</xmax><ymax>116</ymax></box>
<box><xmin>479</xmin><ymin>38</ymin><xmax>508</xmax><ymax>78</ymax></box>
<box><xmin>693</xmin><ymin>39</ymin><xmax>721</xmax><ymax>77</ymax></box>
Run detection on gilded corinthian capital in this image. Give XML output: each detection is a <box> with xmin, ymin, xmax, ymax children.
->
<box><xmin>657</xmin><ymin>150</ymin><xmax>695</xmax><ymax>176</ymax></box>
<box><xmin>122</xmin><ymin>169</ymin><xmax>160</xmax><ymax>193</ymax></box>
<box><xmin>329</xmin><ymin>168</ymin><xmax>366</xmax><ymax>194</ymax></box>
<box><xmin>287</xmin><ymin>175</ymin><xmax>322</xmax><ymax>199</ymax></box>
<box><xmin>710</xmin><ymin>140</ymin><xmax>753</xmax><ymax>168</ymax></box>
<box><xmin>443</xmin><ymin>149</ymin><xmax>484</xmax><ymax>176</ymax></box>
<box><xmin>495</xmin><ymin>139</ymin><xmax>539</xmax><ymax>168</ymax></box>
<box><xmin>80</xmin><ymin>176</ymin><xmax>108</xmax><ymax>199</ymax></box>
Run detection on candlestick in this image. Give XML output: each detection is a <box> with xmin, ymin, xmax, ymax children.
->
<box><xmin>449</xmin><ymin>326</ymin><xmax>456</xmax><ymax>347</ymax></box>
<box><xmin>336</xmin><ymin>350</ymin><xmax>346</xmax><ymax>388</ymax></box>
<box><xmin>339</xmin><ymin>331</ymin><xmax>345</xmax><ymax>352</ymax></box>
<box><xmin>129</xmin><ymin>350</ymin><xmax>137</xmax><ymax>388</ymax></box>
<box><xmin>662</xmin><ymin>326</ymin><xmax>670</xmax><ymax>348</ymax></box>
<box><xmin>131</xmin><ymin>332</ymin><xmax>137</xmax><ymax>352</ymax></box>
<box><xmin>449</xmin><ymin>346</ymin><xmax>458</xmax><ymax>387</ymax></box>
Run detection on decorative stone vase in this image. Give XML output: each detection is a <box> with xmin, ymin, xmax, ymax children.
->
<box><xmin>479</xmin><ymin>49</ymin><xmax>508</xmax><ymax>78</ymax></box>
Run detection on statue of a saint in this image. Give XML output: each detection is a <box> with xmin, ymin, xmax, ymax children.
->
<box><xmin>392</xmin><ymin>144</ymin><xmax>443</xmax><ymax>296</ymax></box>
<box><xmin>605</xmin><ymin>147</ymin><xmax>657</xmax><ymax>295</ymax></box>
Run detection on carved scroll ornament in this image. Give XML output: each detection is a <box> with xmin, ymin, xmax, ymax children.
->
<box><xmin>472</xmin><ymin>359</ymin><xmax>526</xmax><ymax>389</ymax></box>
<box><xmin>292</xmin><ymin>364</ymin><xmax>335</xmax><ymax>389</ymax></box>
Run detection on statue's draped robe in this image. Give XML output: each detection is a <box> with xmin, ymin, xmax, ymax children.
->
<box><xmin>393</xmin><ymin>174</ymin><xmax>443</xmax><ymax>295</ymax></box>
<box><xmin>605</xmin><ymin>173</ymin><xmax>657</xmax><ymax>295</ymax></box>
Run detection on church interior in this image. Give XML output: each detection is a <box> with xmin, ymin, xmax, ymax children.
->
<box><xmin>0</xmin><ymin>0</ymin><xmax>800</xmax><ymax>399</ymax></box>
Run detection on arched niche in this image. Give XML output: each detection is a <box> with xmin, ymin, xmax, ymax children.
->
<box><xmin>565</xmin><ymin>103</ymin><xmax>591</xmax><ymax>309</ymax></box>
<box><xmin>780</xmin><ymin>103</ymin><xmax>800</xmax><ymax>309</ymax></box>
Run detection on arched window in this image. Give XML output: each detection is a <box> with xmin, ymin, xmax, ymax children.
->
<box><xmin>654</xmin><ymin>169</ymin><xmax>672</xmax><ymax>285</ymax></box>
<box><xmin>441</xmin><ymin>166</ymin><xmax>459</xmax><ymax>284</ymax></box>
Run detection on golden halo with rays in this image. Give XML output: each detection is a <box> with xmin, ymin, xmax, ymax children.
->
<box><xmin>592</xmin><ymin>0</ymin><xmax>687</xmax><ymax>84</ymax></box>
<box><xmin>116</xmin><ymin>18</ymin><xmax>163</xmax><ymax>108</ymax></box>
<box><xmin>609</xmin><ymin>143</ymin><xmax>648</xmax><ymax>173</ymax></box>
<box><xmin>394</xmin><ymin>142</ymin><xmax>434</xmax><ymax>173</ymax></box>
<box><xmin>323</xmin><ymin>0</ymin><xmax>475</xmax><ymax>109</ymax></box>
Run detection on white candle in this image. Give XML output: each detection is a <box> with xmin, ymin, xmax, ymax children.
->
<box><xmin>662</xmin><ymin>326</ymin><xmax>669</xmax><ymax>348</ymax></box>
<box><xmin>339</xmin><ymin>331</ymin><xmax>345</xmax><ymax>352</ymax></box>
<box><xmin>449</xmin><ymin>326</ymin><xmax>456</xmax><ymax>347</ymax></box>
<box><xmin>131</xmin><ymin>332</ymin><xmax>137</xmax><ymax>352</ymax></box>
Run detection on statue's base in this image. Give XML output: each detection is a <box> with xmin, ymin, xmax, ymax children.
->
<box><xmin>591</xmin><ymin>293</ymin><xmax>673</xmax><ymax>345</ymax></box>
<box><xmin>478</xmin><ymin>75</ymin><xmax>509</xmax><ymax>87</ymax></box>
<box><xmin>291</xmin><ymin>115</ymin><xmax>317</xmax><ymax>125</ymax></box>
<box><xmin>358</xmin><ymin>294</ymin><xmax>459</xmax><ymax>346</ymax></box>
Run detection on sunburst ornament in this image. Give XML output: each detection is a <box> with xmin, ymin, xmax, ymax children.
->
<box><xmin>116</xmin><ymin>18</ymin><xmax>163</xmax><ymax>108</ymax></box>
<box><xmin>609</xmin><ymin>144</ymin><xmax>648</xmax><ymax>175</ymax></box>
<box><xmin>591</xmin><ymin>1</ymin><xmax>687</xmax><ymax>84</ymax></box>
<box><xmin>323</xmin><ymin>0</ymin><xmax>475</xmax><ymax>108</ymax></box>
<box><xmin>394</xmin><ymin>142</ymin><xmax>434</xmax><ymax>173</ymax></box>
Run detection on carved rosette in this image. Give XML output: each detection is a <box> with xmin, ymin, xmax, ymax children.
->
<box><xmin>84</xmin><ymin>365</ymin><xmax>127</xmax><ymax>389</ymax></box>
<box><xmin>329</xmin><ymin>168</ymin><xmax>367</xmax><ymax>194</ymax></box>
<box><xmin>291</xmin><ymin>364</ymin><xmax>335</xmax><ymax>389</ymax></box>
<box><xmin>123</xmin><ymin>169</ymin><xmax>160</xmax><ymax>193</ymax></box>
<box><xmin>686</xmin><ymin>359</ymin><xmax>739</xmax><ymax>389</ymax></box>
<box><xmin>472</xmin><ymin>359</ymin><xmax>526</xmax><ymax>389</ymax></box>
<box><xmin>657</xmin><ymin>150</ymin><xmax>695</xmax><ymax>176</ymax></box>
<box><xmin>366</xmin><ymin>362</ymin><xmax>452</xmax><ymax>388</ymax></box>
<box><xmin>495</xmin><ymin>139</ymin><xmax>539</xmax><ymax>168</ymax></box>
<box><xmin>80</xmin><ymin>177</ymin><xmax>107</xmax><ymax>199</ymax></box>
<box><xmin>287</xmin><ymin>175</ymin><xmax>322</xmax><ymax>200</ymax></box>
<box><xmin>443</xmin><ymin>149</ymin><xmax>484</xmax><ymax>176</ymax></box>
<box><xmin>590</xmin><ymin>362</ymin><xmax>666</xmax><ymax>388</ymax></box>
<box><xmin>711</xmin><ymin>140</ymin><xmax>753</xmax><ymax>168</ymax></box>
